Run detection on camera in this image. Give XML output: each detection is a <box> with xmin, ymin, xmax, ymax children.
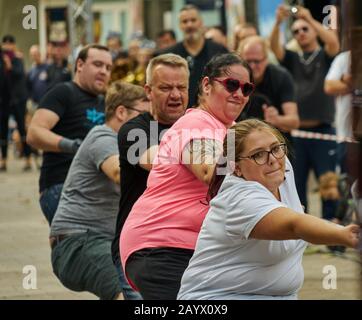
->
<box><xmin>290</xmin><ymin>6</ymin><xmax>299</xmax><ymax>16</ymax></box>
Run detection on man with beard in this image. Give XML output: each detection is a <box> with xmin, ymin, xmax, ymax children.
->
<box><xmin>27</xmin><ymin>44</ymin><xmax>112</xmax><ymax>225</ymax></box>
<box><xmin>156</xmin><ymin>5</ymin><xmax>228</xmax><ymax>108</ymax></box>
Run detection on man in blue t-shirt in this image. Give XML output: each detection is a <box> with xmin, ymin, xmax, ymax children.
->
<box><xmin>27</xmin><ymin>45</ymin><xmax>49</xmax><ymax>108</ymax></box>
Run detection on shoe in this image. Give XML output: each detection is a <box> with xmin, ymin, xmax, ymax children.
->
<box><xmin>22</xmin><ymin>164</ymin><xmax>32</xmax><ymax>172</ymax></box>
<box><xmin>327</xmin><ymin>245</ymin><xmax>345</xmax><ymax>255</ymax></box>
<box><xmin>0</xmin><ymin>165</ymin><xmax>6</xmax><ymax>172</ymax></box>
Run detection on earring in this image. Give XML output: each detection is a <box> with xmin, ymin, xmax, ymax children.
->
<box><xmin>235</xmin><ymin>170</ymin><xmax>242</xmax><ymax>177</ymax></box>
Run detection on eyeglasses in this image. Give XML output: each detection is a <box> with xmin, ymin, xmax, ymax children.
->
<box><xmin>213</xmin><ymin>78</ymin><xmax>255</xmax><ymax>97</ymax></box>
<box><xmin>292</xmin><ymin>26</ymin><xmax>309</xmax><ymax>36</ymax></box>
<box><xmin>238</xmin><ymin>143</ymin><xmax>287</xmax><ymax>165</ymax></box>
<box><xmin>245</xmin><ymin>58</ymin><xmax>266</xmax><ymax>66</ymax></box>
<box><xmin>125</xmin><ymin>106</ymin><xmax>145</xmax><ymax>113</ymax></box>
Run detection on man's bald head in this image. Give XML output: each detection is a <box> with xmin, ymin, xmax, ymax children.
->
<box><xmin>238</xmin><ymin>36</ymin><xmax>269</xmax><ymax>84</ymax></box>
<box><xmin>29</xmin><ymin>44</ymin><xmax>42</xmax><ymax>64</ymax></box>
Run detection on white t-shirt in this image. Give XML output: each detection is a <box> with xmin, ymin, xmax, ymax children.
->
<box><xmin>178</xmin><ymin>160</ymin><xmax>307</xmax><ymax>300</ymax></box>
<box><xmin>325</xmin><ymin>51</ymin><xmax>352</xmax><ymax>139</ymax></box>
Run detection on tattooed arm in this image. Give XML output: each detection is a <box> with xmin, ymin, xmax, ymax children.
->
<box><xmin>182</xmin><ymin>139</ymin><xmax>223</xmax><ymax>185</ymax></box>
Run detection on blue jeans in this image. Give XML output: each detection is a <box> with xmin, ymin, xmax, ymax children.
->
<box><xmin>39</xmin><ymin>183</ymin><xmax>63</xmax><ymax>225</ymax></box>
<box><xmin>114</xmin><ymin>255</ymin><xmax>143</xmax><ymax>300</ymax></box>
<box><xmin>293</xmin><ymin>125</ymin><xmax>337</xmax><ymax>220</ymax></box>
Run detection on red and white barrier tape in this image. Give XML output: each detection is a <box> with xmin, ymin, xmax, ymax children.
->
<box><xmin>291</xmin><ymin>130</ymin><xmax>359</xmax><ymax>143</ymax></box>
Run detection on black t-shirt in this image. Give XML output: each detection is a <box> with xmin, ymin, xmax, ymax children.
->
<box><xmin>111</xmin><ymin>112</ymin><xmax>172</xmax><ymax>263</ymax></box>
<box><xmin>10</xmin><ymin>56</ymin><xmax>28</xmax><ymax>103</ymax></box>
<box><xmin>46</xmin><ymin>60</ymin><xmax>72</xmax><ymax>90</ymax></box>
<box><xmin>238</xmin><ymin>64</ymin><xmax>296</xmax><ymax>121</ymax></box>
<box><xmin>0</xmin><ymin>51</ymin><xmax>9</xmax><ymax>105</ymax></box>
<box><xmin>280</xmin><ymin>48</ymin><xmax>335</xmax><ymax>124</ymax></box>
<box><xmin>157</xmin><ymin>39</ymin><xmax>229</xmax><ymax>108</ymax></box>
<box><xmin>38</xmin><ymin>81</ymin><xmax>105</xmax><ymax>192</ymax></box>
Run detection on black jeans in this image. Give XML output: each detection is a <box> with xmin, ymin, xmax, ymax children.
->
<box><xmin>0</xmin><ymin>99</ymin><xmax>31</xmax><ymax>159</ymax></box>
<box><xmin>126</xmin><ymin>247</ymin><xmax>194</xmax><ymax>300</ymax></box>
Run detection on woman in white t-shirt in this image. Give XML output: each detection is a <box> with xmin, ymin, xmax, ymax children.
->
<box><xmin>178</xmin><ymin>119</ymin><xmax>360</xmax><ymax>300</ymax></box>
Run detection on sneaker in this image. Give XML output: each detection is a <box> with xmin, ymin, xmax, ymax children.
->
<box><xmin>327</xmin><ymin>245</ymin><xmax>346</xmax><ymax>255</ymax></box>
<box><xmin>22</xmin><ymin>164</ymin><xmax>32</xmax><ymax>172</ymax></box>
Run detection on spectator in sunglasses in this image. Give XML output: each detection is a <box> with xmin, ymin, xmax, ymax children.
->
<box><xmin>178</xmin><ymin>119</ymin><xmax>359</xmax><ymax>300</ymax></box>
<box><xmin>270</xmin><ymin>5</ymin><xmax>340</xmax><ymax>223</ymax></box>
<box><xmin>237</xmin><ymin>36</ymin><xmax>299</xmax><ymax>144</ymax></box>
<box><xmin>120</xmin><ymin>53</ymin><xmax>254</xmax><ymax>300</ymax></box>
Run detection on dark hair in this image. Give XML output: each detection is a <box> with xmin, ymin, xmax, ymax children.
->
<box><xmin>114</xmin><ymin>50</ymin><xmax>128</xmax><ymax>60</ymax></box>
<box><xmin>157</xmin><ymin>29</ymin><xmax>176</xmax><ymax>40</ymax></box>
<box><xmin>208</xmin><ymin>25</ymin><xmax>227</xmax><ymax>36</ymax></box>
<box><xmin>180</xmin><ymin>4</ymin><xmax>200</xmax><ymax>13</ymax></box>
<box><xmin>75</xmin><ymin>44</ymin><xmax>110</xmax><ymax>72</ymax></box>
<box><xmin>195</xmin><ymin>53</ymin><xmax>254</xmax><ymax>105</ymax></box>
<box><xmin>2</xmin><ymin>34</ymin><xmax>15</xmax><ymax>44</ymax></box>
<box><xmin>206</xmin><ymin>119</ymin><xmax>287</xmax><ymax>202</ymax></box>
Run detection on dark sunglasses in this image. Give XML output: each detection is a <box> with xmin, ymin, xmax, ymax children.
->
<box><xmin>213</xmin><ymin>78</ymin><xmax>255</xmax><ymax>97</ymax></box>
<box><xmin>292</xmin><ymin>26</ymin><xmax>309</xmax><ymax>36</ymax></box>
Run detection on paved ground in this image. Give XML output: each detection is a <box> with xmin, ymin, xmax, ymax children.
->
<box><xmin>0</xmin><ymin>152</ymin><xmax>361</xmax><ymax>300</ymax></box>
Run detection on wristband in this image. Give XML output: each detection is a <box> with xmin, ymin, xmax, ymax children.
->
<box><xmin>58</xmin><ymin>138</ymin><xmax>82</xmax><ymax>154</ymax></box>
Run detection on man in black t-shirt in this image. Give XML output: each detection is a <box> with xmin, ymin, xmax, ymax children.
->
<box><xmin>156</xmin><ymin>4</ymin><xmax>228</xmax><ymax>108</ymax></box>
<box><xmin>27</xmin><ymin>44</ymin><xmax>112</xmax><ymax>225</ymax></box>
<box><xmin>111</xmin><ymin>53</ymin><xmax>189</xmax><ymax>271</ymax></box>
<box><xmin>46</xmin><ymin>41</ymin><xmax>72</xmax><ymax>90</ymax></box>
<box><xmin>237</xmin><ymin>36</ymin><xmax>299</xmax><ymax>142</ymax></box>
<box><xmin>270</xmin><ymin>5</ymin><xmax>340</xmax><ymax>220</ymax></box>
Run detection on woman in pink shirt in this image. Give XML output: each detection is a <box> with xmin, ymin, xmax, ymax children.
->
<box><xmin>120</xmin><ymin>53</ymin><xmax>255</xmax><ymax>299</ymax></box>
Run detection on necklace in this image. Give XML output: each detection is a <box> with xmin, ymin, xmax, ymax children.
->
<box><xmin>298</xmin><ymin>47</ymin><xmax>321</xmax><ymax>66</ymax></box>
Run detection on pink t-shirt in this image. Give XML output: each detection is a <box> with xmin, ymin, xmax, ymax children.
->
<box><xmin>120</xmin><ymin>109</ymin><xmax>227</xmax><ymax>280</ymax></box>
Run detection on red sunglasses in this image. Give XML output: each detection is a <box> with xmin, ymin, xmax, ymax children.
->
<box><xmin>213</xmin><ymin>78</ymin><xmax>255</xmax><ymax>97</ymax></box>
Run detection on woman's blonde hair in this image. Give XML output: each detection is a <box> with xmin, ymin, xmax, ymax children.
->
<box><xmin>207</xmin><ymin>119</ymin><xmax>286</xmax><ymax>201</ymax></box>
